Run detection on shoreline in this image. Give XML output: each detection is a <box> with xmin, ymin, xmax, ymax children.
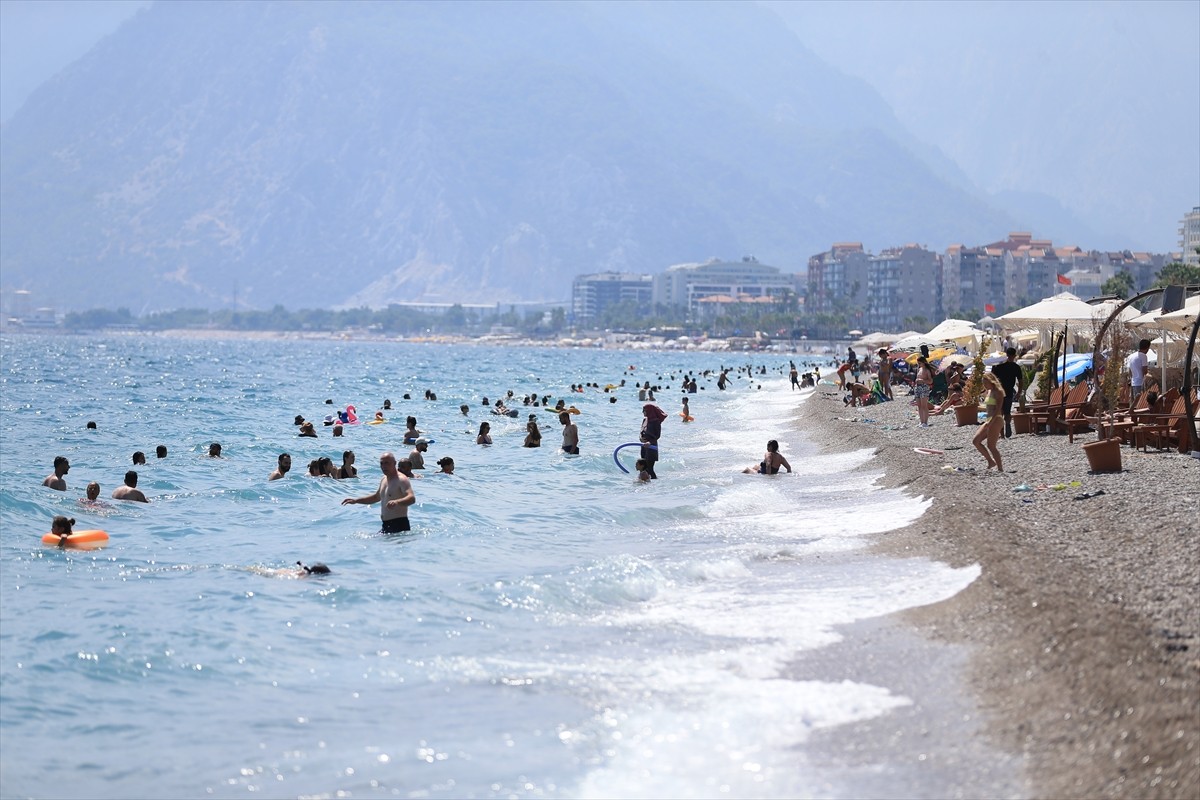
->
<box><xmin>793</xmin><ymin>384</ymin><xmax>1199</xmax><ymax>798</ymax></box>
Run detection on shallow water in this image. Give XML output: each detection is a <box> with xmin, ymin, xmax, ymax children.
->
<box><xmin>0</xmin><ymin>335</ymin><xmax>977</xmax><ymax>798</ymax></box>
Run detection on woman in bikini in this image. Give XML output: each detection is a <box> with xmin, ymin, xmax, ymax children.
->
<box><xmin>743</xmin><ymin>439</ymin><xmax>792</xmax><ymax>474</ymax></box>
<box><xmin>973</xmin><ymin>372</ymin><xmax>1006</xmax><ymax>471</ymax></box>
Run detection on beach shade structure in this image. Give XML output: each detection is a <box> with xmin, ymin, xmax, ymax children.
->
<box><xmin>997</xmin><ymin>291</ymin><xmax>1137</xmax><ymax>331</ymax></box>
<box><xmin>1054</xmin><ymin>353</ymin><xmax>1094</xmax><ymax>383</ymax></box>
<box><xmin>892</xmin><ymin>332</ymin><xmax>942</xmax><ymax>351</ymax></box>
<box><xmin>938</xmin><ymin>353</ymin><xmax>974</xmax><ymax>371</ymax></box>
<box><xmin>905</xmin><ymin>345</ymin><xmax>956</xmax><ymax>364</ymax></box>
<box><xmin>1153</xmin><ymin>295</ymin><xmax>1200</xmax><ymax>336</ymax></box>
<box><xmin>847</xmin><ymin>329</ymin><xmax>864</xmax><ymax>337</ymax></box>
<box><xmin>925</xmin><ymin>318</ymin><xmax>981</xmax><ymax>345</ymax></box>
<box><xmin>853</xmin><ymin>331</ymin><xmax>899</xmax><ymax>349</ymax></box>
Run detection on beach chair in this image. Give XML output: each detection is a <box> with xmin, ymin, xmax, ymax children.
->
<box><xmin>1133</xmin><ymin>391</ymin><xmax>1196</xmax><ymax>452</ymax></box>
<box><xmin>929</xmin><ymin>372</ymin><xmax>948</xmax><ymax>405</ymax></box>
<box><xmin>1030</xmin><ymin>383</ymin><xmax>1088</xmax><ymax>435</ymax></box>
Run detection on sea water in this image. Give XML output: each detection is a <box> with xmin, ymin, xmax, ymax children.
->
<box><xmin>0</xmin><ymin>335</ymin><xmax>978</xmax><ymax>798</ymax></box>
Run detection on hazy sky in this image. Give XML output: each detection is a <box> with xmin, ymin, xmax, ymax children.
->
<box><xmin>3</xmin><ymin>0</ymin><xmax>1196</xmax><ymax>251</ymax></box>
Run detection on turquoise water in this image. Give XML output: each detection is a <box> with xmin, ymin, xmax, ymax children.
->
<box><xmin>0</xmin><ymin>335</ymin><xmax>976</xmax><ymax>798</ymax></box>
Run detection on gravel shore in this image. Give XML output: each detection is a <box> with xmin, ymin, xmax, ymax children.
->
<box><xmin>795</xmin><ymin>383</ymin><xmax>1199</xmax><ymax>799</ymax></box>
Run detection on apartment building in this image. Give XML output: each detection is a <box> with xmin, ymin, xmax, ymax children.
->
<box><xmin>942</xmin><ymin>245</ymin><xmax>1005</xmax><ymax>318</ymax></box>
<box><xmin>806</xmin><ymin>243</ymin><xmax>870</xmax><ymax>314</ymax></box>
<box><xmin>651</xmin><ymin>257</ymin><xmax>793</xmax><ymax>312</ymax></box>
<box><xmin>1181</xmin><ymin>206</ymin><xmax>1200</xmax><ymax>266</ymax></box>
<box><xmin>866</xmin><ymin>244</ymin><xmax>941</xmax><ymax>331</ymax></box>
<box><xmin>571</xmin><ymin>271</ymin><xmax>652</xmax><ymax>322</ymax></box>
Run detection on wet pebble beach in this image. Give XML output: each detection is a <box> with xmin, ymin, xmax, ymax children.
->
<box><xmin>797</xmin><ymin>383</ymin><xmax>1199</xmax><ymax>799</ymax></box>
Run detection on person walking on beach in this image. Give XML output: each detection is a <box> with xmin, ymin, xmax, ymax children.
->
<box><xmin>341</xmin><ymin>452</ymin><xmax>415</xmax><ymax>533</ymax></box>
<box><xmin>269</xmin><ymin>453</ymin><xmax>292</xmax><ymax>481</ymax></box>
<box><xmin>973</xmin><ymin>373</ymin><xmax>1006</xmax><ymax>472</ymax></box>
<box><xmin>112</xmin><ymin>471</ymin><xmax>149</xmax><ymax>502</ymax></box>
<box><xmin>991</xmin><ymin>347</ymin><xmax>1025</xmax><ymax>438</ymax></box>
<box><xmin>560</xmin><ymin>412</ymin><xmax>579</xmax><ymax>455</ymax></box>
<box><xmin>914</xmin><ymin>356</ymin><xmax>933</xmax><ymax>427</ymax></box>
<box><xmin>43</xmin><ymin>456</ymin><xmax>70</xmax><ymax>491</ymax></box>
<box><xmin>876</xmin><ymin>349</ymin><xmax>894</xmax><ymax>401</ymax></box>
<box><xmin>640</xmin><ymin>403</ymin><xmax>667</xmax><ymax>479</ymax></box>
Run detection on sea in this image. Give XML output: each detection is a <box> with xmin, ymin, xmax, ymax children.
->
<box><xmin>0</xmin><ymin>334</ymin><xmax>980</xmax><ymax>799</ymax></box>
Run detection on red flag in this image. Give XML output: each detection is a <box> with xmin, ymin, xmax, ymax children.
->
<box><xmin>985</xmin><ymin>303</ymin><xmax>996</xmax><ymax>314</ymax></box>
<box><xmin>1057</xmin><ymin>273</ymin><xmax>1072</xmax><ymax>286</ymax></box>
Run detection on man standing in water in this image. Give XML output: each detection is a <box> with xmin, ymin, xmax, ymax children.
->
<box><xmin>42</xmin><ymin>456</ymin><xmax>70</xmax><ymax>490</ymax></box>
<box><xmin>112</xmin><ymin>471</ymin><xmax>149</xmax><ymax>503</ymax></box>
<box><xmin>269</xmin><ymin>453</ymin><xmax>292</xmax><ymax>481</ymax></box>
<box><xmin>560</xmin><ymin>412</ymin><xmax>579</xmax><ymax>455</ymax></box>
<box><xmin>341</xmin><ymin>452</ymin><xmax>415</xmax><ymax>533</ymax></box>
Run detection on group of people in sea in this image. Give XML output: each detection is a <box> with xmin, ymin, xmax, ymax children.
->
<box><xmin>41</xmin><ymin>360</ymin><xmax>827</xmax><ymax>555</ymax></box>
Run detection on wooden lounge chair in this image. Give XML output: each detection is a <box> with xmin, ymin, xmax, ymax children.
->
<box><xmin>1132</xmin><ymin>394</ymin><xmax>1193</xmax><ymax>452</ymax></box>
<box><xmin>1030</xmin><ymin>382</ymin><xmax>1089</xmax><ymax>435</ymax></box>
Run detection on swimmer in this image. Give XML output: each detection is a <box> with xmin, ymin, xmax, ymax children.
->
<box><xmin>132</xmin><ymin>451</ymin><xmax>146</xmax><ymax>465</ymax></box>
<box><xmin>403</xmin><ymin>416</ymin><xmax>421</xmax><ymax>445</ymax></box>
<box><xmin>559</xmin><ymin>412</ymin><xmax>579</xmax><ymax>455</ymax></box>
<box><xmin>112</xmin><ymin>470</ymin><xmax>149</xmax><ymax>502</ymax></box>
<box><xmin>396</xmin><ymin>458</ymin><xmax>420</xmax><ymax>479</ymax></box>
<box><xmin>86</xmin><ymin>421</ymin><xmax>97</xmax><ymax>430</ymax></box>
<box><xmin>296</xmin><ymin>561</ymin><xmax>331</xmax><ymax>575</ymax></box>
<box><xmin>743</xmin><ymin>440</ymin><xmax>792</xmax><ymax>475</ymax></box>
<box><xmin>156</xmin><ymin>445</ymin><xmax>168</xmax><ymax>459</ymax></box>
<box><xmin>332</xmin><ymin>423</ymin><xmax>344</xmax><ymax>437</ymax></box>
<box><xmin>460</xmin><ymin>404</ymin><xmax>470</xmax><ymax>416</ymax></box>
<box><xmin>299</xmin><ymin>421</ymin><xmax>318</xmax><ymax>438</ymax></box>
<box><xmin>374</xmin><ymin>411</ymin><xmax>386</xmax><ymax>422</ymax></box>
<box><xmin>208</xmin><ymin>442</ymin><xmax>223</xmax><ymax>458</ymax></box>
<box><xmin>524</xmin><ymin>415</ymin><xmax>542</xmax><ymax>448</ymax></box>
<box><xmin>83</xmin><ymin>482</ymin><xmax>101</xmax><ymax>502</ymax></box>
<box><xmin>42</xmin><ymin>456</ymin><xmax>69</xmax><ymax>491</ymax></box>
<box><xmin>476</xmin><ymin>422</ymin><xmax>492</xmax><ymax>445</ymax></box>
<box><xmin>435</xmin><ymin>456</ymin><xmax>456</xmax><ymax>475</ymax></box>
<box><xmin>409</xmin><ymin>437</ymin><xmax>429</xmax><ymax>470</ymax></box>
<box><xmin>269</xmin><ymin>453</ymin><xmax>291</xmax><ymax>481</ymax></box>
<box><xmin>634</xmin><ymin>459</ymin><xmax>651</xmax><ymax>483</ymax></box>
<box><xmin>680</xmin><ymin>397</ymin><xmax>693</xmax><ymax>422</ymax></box>
<box><xmin>383</xmin><ymin>399</ymin><xmax>392</xmax><ymax>410</ymax></box>
<box><xmin>341</xmin><ymin>452</ymin><xmax>416</xmax><ymax>533</ymax></box>
<box><xmin>50</xmin><ymin>515</ymin><xmax>75</xmax><ymax>547</ymax></box>
<box><xmin>338</xmin><ymin>450</ymin><xmax>357</xmax><ymax>479</ymax></box>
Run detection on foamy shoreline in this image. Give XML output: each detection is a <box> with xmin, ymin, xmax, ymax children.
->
<box><xmin>795</xmin><ymin>384</ymin><xmax>1199</xmax><ymax>798</ymax></box>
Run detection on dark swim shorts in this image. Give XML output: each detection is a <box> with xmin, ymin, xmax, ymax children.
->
<box><xmin>562</xmin><ymin>445</ymin><xmax>579</xmax><ymax>455</ymax></box>
<box><xmin>381</xmin><ymin>517</ymin><xmax>410</xmax><ymax>534</ymax></box>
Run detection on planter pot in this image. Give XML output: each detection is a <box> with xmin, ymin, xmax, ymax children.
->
<box><xmin>953</xmin><ymin>403</ymin><xmax>981</xmax><ymax>427</ymax></box>
<box><xmin>1083</xmin><ymin>437</ymin><xmax>1122</xmax><ymax>473</ymax></box>
<box><xmin>1012</xmin><ymin>412</ymin><xmax>1033</xmax><ymax>435</ymax></box>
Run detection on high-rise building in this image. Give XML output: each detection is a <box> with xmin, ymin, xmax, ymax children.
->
<box><xmin>651</xmin><ymin>257</ymin><xmax>792</xmax><ymax>312</ymax></box>
<box><xmin>571</xmin><ymin>272</ymin><xmax>652</xmax><ymax>322</ymax></box>
<box><xmin>866</xmin><ymin>245</ymin><xmax>941</xmax><ymax>331</ymax></box>
<box><xmin>806</xmin><ymin>244</ymin><xmax>870</xmax><ymax>315</ymax></box>
<box><xmin>1180</xmin><ymin>206</ymin><xmax>1200</xmax><ymax>266</ymax></box>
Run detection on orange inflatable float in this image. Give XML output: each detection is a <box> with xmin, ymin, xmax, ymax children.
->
<box><xmin>42</xmin><ymin>530</ymin><xmax>109</xmax><ymax>549</ymax></box>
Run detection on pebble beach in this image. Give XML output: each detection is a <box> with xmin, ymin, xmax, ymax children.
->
<box><xmin>795</xmin><ymin>382</ymin><xmax>1199</xmax><ymax>798</ymax></box>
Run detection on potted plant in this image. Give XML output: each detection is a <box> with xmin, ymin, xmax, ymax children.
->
<box><xmin>954</xmin><ymin>335</ymin><xmax>991</xmax><ymax>426</ymax></box>
<box><xmin>1082</xmin><ymin>324</ymin><xmax>1126</xmax><ymax>472</ymax></box>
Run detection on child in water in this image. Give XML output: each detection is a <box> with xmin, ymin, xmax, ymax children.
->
<box><xmin>634</xmin><ymin>459</ymin><xmax>652</xmax><ymax>483</ymax></box>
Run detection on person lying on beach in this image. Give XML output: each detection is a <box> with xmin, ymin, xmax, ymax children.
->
<box><xmin>743</xmin><ymin>440</ymin><xmax>792</xmax><ymax>475</ymax></box>
<box><xmin>112</xmin><ymin>471</ymin><xmax>149</xmax><ymax>502</ymax></box>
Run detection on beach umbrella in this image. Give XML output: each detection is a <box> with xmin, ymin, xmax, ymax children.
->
<box><xmin>1153</xmin><ymin>295</ymin><xmax>1200</xmax><ymax>336</ymax></box>
<box><xmin>925</xmin><ymin>318</ymin><xmax>981</xmax><ymax>344</ymax></box>
<box><xmin>892</xmin><ymin>333</ymin><xmax>941</xmax><ymax>351</ymax></box>
<box><xmin>938</xmin><ymin>353</ymin><xmax>974</xmax><ymax>371</ymax></box>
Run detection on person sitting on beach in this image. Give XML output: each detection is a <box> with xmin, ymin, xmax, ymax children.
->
<box><xmin>409</xmin><ymin>438</ymin><xmax>429</xmax><ymax>469</ymax></box>
<box><xmin>112</xmin><ymin>470</ymin><xmax>149</xmax><ymax>502</ymax></box>
<box><xmin>298</xmin><ymin>421</ymin><xmax>318</xmax><ymax>438</ymax></box>
<box><xmin>338</xmin><ymin>450</ymin><xmax>357</xmax><ymax>479</ymax></box>
<box><xmin>133</xmin><ymin>451</ymin><xmax>147</xmax><ymax>465</ymax></box>
<box><xmin>476</xmin><ymin>422</ymin><xmax>492</xmax><ymax>445</ymax></box>
<box><xmin>634</xmin><ymin>458</ymin><xmax>651</xmax><ymax>483</ymax></box>
<box><xmin>208</xmin><ymin>442</ymin><xmax>223</xmax><ymax>458</ymax></box>
<box><xmin>50</xmin><ymin>515</ymin><xmax>75</xmax><ymax>546</ymax></box>
<box><xmin>403</xmin><ymin>417</ymin><xmax>421</xmax><ymax>445</ymax></box>
<box><xmin>43</xmin><ymin>456</ymin><xmax>70</xmax><ymax>491</ymax></box>
<box><xmin>269</xmin><ymin>453</ymin><xmax>291</xmax><ymax>481</ymax></box>
<box><xmin>524</xmin><ymin>415</ymin><xmax>542</xmax><ymax>447</ymax></box>
<box><xmin>435</xmin><ymin>456</ymin><xmax>456</xmax><ymax>475</ymax></box>
<box><xmin>743</xmin><ymin>439</ymin><xmax>792</xmax><ymax>475</ymax></box>
<box><xmin>560</xmin><ymin>412</ymin><xmax>579</xmax><ymax>455</ymax></box>
<box><xmin>931</xmin><ymin>386</ymin><xmax>965</xmax><ymax>415</ymax></box>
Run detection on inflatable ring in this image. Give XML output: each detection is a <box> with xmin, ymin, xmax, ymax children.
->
<box><xmin>42</xmin><ymin>530</ymin><xmax>109</xmax><ymax>549</ymax></box>
<box><xmin>612</xmin><ymin>442</ymin><xmax>657</xmax><ymax>474</ymax></box>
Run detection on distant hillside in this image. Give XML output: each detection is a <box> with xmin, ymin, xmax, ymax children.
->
<box><xmin>0</xmin><ymin>0</ymin><xmax>1014</xmax><ymax>312</ymax></box>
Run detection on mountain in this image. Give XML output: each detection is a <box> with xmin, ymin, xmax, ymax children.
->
<box><xmin>0</xmin><ymin>0</ymin><xmax>1016</xmax><ymax>312</ymax></box>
